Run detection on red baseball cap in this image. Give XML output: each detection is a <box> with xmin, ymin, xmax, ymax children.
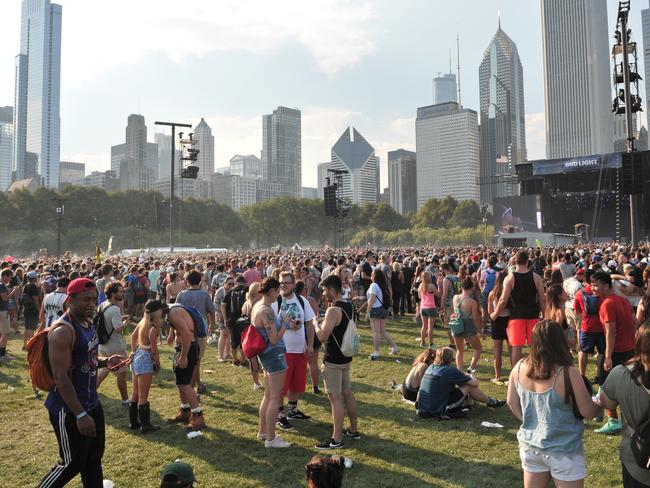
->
<box><xmin>67</xmin><ymin>278</ymin><xmax>96</xmax><ymax>296</ymax></box>
<box><xmin>576</xmin><ymin>268</ymin><xmax>585</xmax><ymax>275</ymax></box>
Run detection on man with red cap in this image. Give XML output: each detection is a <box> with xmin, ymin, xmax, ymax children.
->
<box><xmin>38</xmin><ymin>278</ymin><xmax>124</xmax><ymax>488</ymax></box>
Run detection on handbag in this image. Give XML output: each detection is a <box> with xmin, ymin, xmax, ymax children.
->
<box><xmin>563</xmin><ymin>367</ymin><xmax>593</xmax><ymax>420</ymax></box>
<box><xmin>241</xmin><ymin>324</ymin><xmax>267</xmax><ymax>359</ymax></box>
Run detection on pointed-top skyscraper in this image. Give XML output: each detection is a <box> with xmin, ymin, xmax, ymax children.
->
<box><xmin>194</xmin><ymin>118</ymin><xmax>215</xmax><ymax>180</ymax></box>
<box><xmin>329</xmin><ymin>127</ymin><xmax>379</xmax><ymax>204</ymax></box>
<box><xmin>478</xmin><ymin>19</ymin><xmax>527</xmax><ymax>204</ymax></box>
<box><xmin>13</xmin><ymin>0</ymin><xmax>62</xmax><ymax>188</ymax></box>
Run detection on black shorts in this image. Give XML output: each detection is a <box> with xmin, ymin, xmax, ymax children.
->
<box><xmin>174</xmin><ymin>342</ymin><xmax>199</xmax><ymax>386</ymax></box>
<box><xmin>403</xmin><ymin>385</ymin><xmax>418</xmax><ymax>402</ymax></box>
<box><xmin>598</xmin><ymin>349</ymin><xmax>635</xmax><ymax>385</ymax></box>
<box><xmin>491</xmin><ymin>316</ymin><xmax>509</xmax><ymax>341</ymax></box>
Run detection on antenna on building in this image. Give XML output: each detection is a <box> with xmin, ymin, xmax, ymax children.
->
<box><xmin>456</xmin><ymin>34</ymin><xmax>462</xmax><ymax>107</ymax></box>
<box><xmin>498</xmin><ymin>9</ymin><xmax>501</xmax><ymax>29</ymax></box>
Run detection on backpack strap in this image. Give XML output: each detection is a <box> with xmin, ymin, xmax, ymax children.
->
<box><xmin>623</xmin><ymin>364</ymin><xmax>650</xmax><ymax>436</ymax></box>
<box><xmin>50</xmin><ymin>317</ymin><xmax>77</xmax><ymax>350</ymax></box>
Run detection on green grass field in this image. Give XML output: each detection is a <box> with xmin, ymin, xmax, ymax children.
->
<box><xmin>0</xmin><ymin>316</ymin><xmax>625</xmax><ymax>487</ymax></box>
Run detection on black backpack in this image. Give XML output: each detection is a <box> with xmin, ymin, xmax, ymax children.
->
<box><xmin>627</xmin><ymin>365</ymin><xmax>650</xmax><ymax>470</ymax></box>
<box><xmin>582</xmin><ymin>293</ymin><xmax>599</xmax><ymax>316</ymax></box>
<box><xmin>229</xmin><ymin>287</ymin><xmax>248</xmax><ymax>322</ymax></box>
<box><xmin>93</xmin><ymin>303</ymin><xmax>118</xmax><ymax>345</ymax></box>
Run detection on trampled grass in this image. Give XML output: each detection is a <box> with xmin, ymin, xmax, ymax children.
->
<box><xmin>0</xmin><ymin>316</ymin><xmax>624</xmax><ymax>487</ymax></box>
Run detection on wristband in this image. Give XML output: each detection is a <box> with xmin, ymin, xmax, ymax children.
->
<box><xmin>76</xmin><ymin>411</ymin><xmax>88</xmax><ymax>421</ymax></box>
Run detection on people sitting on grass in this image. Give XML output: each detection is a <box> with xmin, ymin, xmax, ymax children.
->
<box><xmin>416</xmin><ymin>346</ymin><xmax>505</xmax><ymax>419</ymax></box>
<box><xmin>401</xmin><ymin>348</ymin><xmax>436</xmax><ymax>402</ymax></box>
<box><xmin>506</xmin><ymin>319</ymin><xmax>603</xmax><ymax>488</ymax></box>
<box><xmin>305</xmin><ymin>454</ymin><xmax>346</xmax><ymax>488</ymax></box>
<box><xmin>160</xmin><ymin>460</ymin><xmax>196</xmax><ymax>488</ymax></box>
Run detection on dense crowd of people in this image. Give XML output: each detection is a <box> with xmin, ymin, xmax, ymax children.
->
<box><xmin>1</xmin><ymin>243</ymin><xmax>649</xmax><ymax>487</ymax></box>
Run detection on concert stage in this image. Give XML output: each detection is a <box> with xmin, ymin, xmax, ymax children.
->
<box><xmin>493</xmin><ymin>151</ymin><xmax>650</xmax><ymax>242</ymax></box>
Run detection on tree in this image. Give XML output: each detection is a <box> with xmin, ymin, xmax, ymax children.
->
<box><xmin>412</xmin><ymin>196</ymin><xmax>459</xmax><ymax>229</ymax></box>
<box><xmin>450</xmin><ymin>200</ymin><xmax>482</xmax><ymax>228</ymax></box>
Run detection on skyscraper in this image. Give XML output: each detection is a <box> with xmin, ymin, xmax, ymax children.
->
<box><xmin>478</xmin><ymin>22</ymin><xmax>527</xmax><ymax>204</ymax></box>
<box><xmin>432</xmin><ymin>73</ymin><xmax>457</xmax><ymax>105</ymax></box>
<box><xmin>229</xmin><ymin>154</ymin><xmax>261</xmax><ymax>179</ymax></box>
<box><xmin>541</xmin><ymin>0</ymin><xmax>613</xmax><ymax>158</ymax></box>
<box><xmin>642</xmin><ymin>4</ymin><xmax>650</xmax><ymax>125</ymax></box>
<box><xmin>262</xmin><ymin>106</ymin><xmax>301</xmax><ymax>198</ymax></box>
<box><xmin>111</xmin><ymin>114</ymin><xmax>155</xmax><ymax>191</ymax></box>
<box><xmin>0</xmin><ymin>107</ymin><xmax>13</xmax><ymax>192</ymax></box>
<box><xmin>194</xmin><ymin>118</ymin><xmax>214</xmax><ymax>180</ymax></box>
<box><xmin>416</xmin><ymin>102</ymin><xmax>480</xmax><ymax>207</ymax></box>
<box><xmin>388</xmin><ymin>149</ymin><xmax>417</xmax><ymax>215</ymax></box>
<box><xmin>13</xmin><ymin>0</ymin><xmax>62</xmax><ymax>188</ymax></box>
<box><xmin>329</xmin><ymin>127</ymin><xmax>379</xmax><ymax>205</ymax></box>
<box><xmin>317</xmin><ymin>161</ymin><xmax>331</xmax><ymax>199</ymax></box>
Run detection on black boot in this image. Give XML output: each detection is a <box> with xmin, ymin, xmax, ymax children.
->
<box><xmin>128</xmin><ymin>401</ymin><xmax>140</xmax><ymax>430</ymax></box>
<box><xmin>138</xmin><ymin>402</ymin><xmax>160</xmax><ymax>434</ymax></box>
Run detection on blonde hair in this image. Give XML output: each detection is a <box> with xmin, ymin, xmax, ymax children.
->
<box><xmin>433</xmin><ymin>347</ymin><xmax>454</xmax><ymax>366</ymax></box>
<box><xmin>247</xmin><ymin>282</ymin><xmax>261</xmax><ymax>302</ymax></box>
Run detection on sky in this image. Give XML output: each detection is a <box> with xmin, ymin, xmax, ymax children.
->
<box><xmin>0</xmin><ymin>0</ymin><xmax>646</xmax><ymax>189</ymax></box>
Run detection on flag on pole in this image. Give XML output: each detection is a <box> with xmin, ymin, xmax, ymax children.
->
<box><xmin>95</xmin><ymin>241</ymin><xmax>104</xmax><ymax>264</ymax></box>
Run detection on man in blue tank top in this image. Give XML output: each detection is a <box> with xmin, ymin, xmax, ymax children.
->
<box><xmin>39</xmin><ymin>278</ymin><xmax>125</xmax><ymax>488</ymax></box>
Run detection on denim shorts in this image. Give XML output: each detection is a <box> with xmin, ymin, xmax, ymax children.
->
<box><xmin>369</xmin><ymin>307</ymin><xmax>389</xmax><ymax>320</ymax></box>
<box><xmin>421</xmin><ymin>308</ymin><xmax>438</xmax><ymax>318</ymax></box>
<box><xmin>258</xmin><ymin>346</ymin><xmax>287</xmax><ymax>375</ymax></box>
<box><xmin>131</xmin><ymin>348</ymin><xmax>154</xmax><ymax>375</ymax></box>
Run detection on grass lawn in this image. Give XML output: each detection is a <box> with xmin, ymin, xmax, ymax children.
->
<box><xmin>0</xmin><ymin>315</ymin><xmax>625</xmax><ymax>487</ymax></box>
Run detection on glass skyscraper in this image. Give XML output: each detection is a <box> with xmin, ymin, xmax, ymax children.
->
<box><xmin>13</xmin><ymin>0</ymin><xmax>62</xmax><ymax>188</ymax></box>
<box><xmin>262</xmin><ymin>106</ymin><xmax>302</xmax><ymax>198</ymax></box>
<box><xmin>0</xmin><ymin>107</ymin><xmax>14</xmax><ymax>192</ymax></box>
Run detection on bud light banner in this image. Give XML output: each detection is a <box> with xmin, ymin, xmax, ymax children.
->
<box><xmin>531</xmin><ymin>153</ymin><xmax>622</xmax><ymax>176</ymax></box>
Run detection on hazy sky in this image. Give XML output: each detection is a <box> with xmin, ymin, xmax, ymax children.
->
<box><xmin>0</xmin><ymin>0</ymin><xmax>645</xmax><ymax>188</ymax></box>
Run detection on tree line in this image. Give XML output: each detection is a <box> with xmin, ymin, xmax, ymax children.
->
<box><xmin>0</xmin><ymin>186</ymin><xmax>491</xmax><ymax>255</ymax></box>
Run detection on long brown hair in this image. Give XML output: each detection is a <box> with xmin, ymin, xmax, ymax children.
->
<box><xmin>544</xmin><ymin>284</ymin><xmax>565</xmax><ymax>324</ymax></box>
<box><xmin>526</xmin><ymin>320</ymin><xmax>573</xmax><ymax>379</ymax></box>
<box><xmin>412</xmin><ymin>348</ymin><xmax>436</xmax><ymax>368</ymax></box>
<box><xmin>489</xmin><ymin>269</ymin><xmax>508</xmax><ymax>303</ymax></box>
<box><xmin>630</xmin><ymin>321</ymin><xmax>650</xmax><ymax>388</ymax></box>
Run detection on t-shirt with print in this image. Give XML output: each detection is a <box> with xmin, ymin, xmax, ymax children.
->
<box><xmin>271</xmin><ymin>294</ymin><xmax>315</xmax><ymax>354</ymax></box>
<box><xmin>43</xmin><ymin>291</ymin><xmax>68</xmax><ymax>327</ymax></box>
<box><xmin>211</xmin><ymin>272</ymin><xmax>229</xmax><ymax>290</ymax></box>
<box><xmin>367</xmin><ymin>282</ymin><xmax>384</xmax><ymax>309</ymax></box>
<box><xmin>599</xmin><ymin>293</ymin><xmax>636</xmax><ymax>353</ymax></box>
<box><xmin>98</xmin><ymin>303</ymin><xmax>127</xmax><ymax>355</ymax></box>
<box><xmin>601</xmin><ymin>365</ymin><xmax>650</xmax><ymax>486</ymax></box>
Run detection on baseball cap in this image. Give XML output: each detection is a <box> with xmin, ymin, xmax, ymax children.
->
<box><xmin>576</xmin><ymin>268</ymin><xmax>585</xmax><ymax>275</ymax></box>
<box><xmin>145</xmin><ymin>299</ymin><xmax>168</xmax><ymax>313</ymax></box>
<box><xmin>607</xmin><ymin>260</ymin><xmax>618</xmax><ymax>269</ymax></box>
<box><xmin>592</xmin><ymin>255</ymin><xmax>603</xmax><ymax>262</ymax></box>
<box><xmin>27</xmin><ymin>271</ymin><xmax>39</xmax><ymax>279</ymax></box>
<box><xmin>166</xmin><ymin>266</ymin><xmax>175</xmax><ymax>273</ymax></box>
<box><xmin>66</xmin><ymin>278</ymin><xmax>96</xmax><ymax>296</ymax></box>
<box><xmin>161</xmin><ymin>460</ymin><xmax>197</xmax><ymax>485</ymax></box>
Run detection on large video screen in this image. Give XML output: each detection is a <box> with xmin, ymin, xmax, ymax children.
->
<box><xmin>493</xmin><ymin>195</ymin><xmax>542</xmax><ymax>233</ymax></box>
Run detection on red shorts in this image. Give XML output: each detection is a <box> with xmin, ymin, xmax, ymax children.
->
<box><xmin>282</xmin><ymin>352</ymin><xmax>308</xmax><ymax>396</ymax></box>
<box><xmin>507</xmin><ymin>318</ymin><xmax>538</xmax><ymax>347</ymax></box>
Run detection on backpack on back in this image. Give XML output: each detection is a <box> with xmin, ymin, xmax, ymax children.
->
<box><xmin>582</xmin><ymin>293</ymin><xmax>599</xmax><ymax>317</ymax></box>
<box><xmin>483</xmin><ymin>269</ymin><xmax>497</xmax><ymax>293</ymax></box>
<box><xmin>625</xmin><ymin>365</ymin><xmax>650</xmax><ymax>470</ymax></box>
<box><xmin>21</xmin><ymin>292</ymin><xmax>38</xmax><ymax>315</ymax></box>
<box><xmin>93</xmin><ymin>303</ymin><xmax>117</xmax><ymax>345</ymax></box>
<box><xmin>26</xmin><ymin>319</ymin><xmax>76</xmax><ymax>391</ymax></box>
<box><xmin>132</xmin><ymin>276</ymin><xmax>147</xmax><ymax>297</ymax></box>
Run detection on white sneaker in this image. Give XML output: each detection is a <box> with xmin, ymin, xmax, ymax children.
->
<box><xmin>369</xmin><ymin>351</ymin><xmax>380</xmax><ymax>360</ymax></box>
<box><xmin>389</xmin><ymin>346</ymin><xmax>400</xmax><ymax>355</ymax></box>
<box><xmin>256</xmin><ymin>432</ymin><xmax>266</xmax><ymax>441</ymax></box>
<box><xmin>265</xmin><ymin>435</ymin><xmax>291</xmax><ymax>448</ymax></box>
<box><xmin>253</xmin><ymin>382</ymin><xmax>264</xmax><ymax>390</ymax></box>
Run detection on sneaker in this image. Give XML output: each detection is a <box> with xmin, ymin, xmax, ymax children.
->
<box><xmin>197</xmin><ymin>383</ymin><xmax>207</xmax><ymax>394</ymax></box>
<box><xmin>121</xmin><ymin>399</ymin><xmax>131</xmax><ymax>407</ymax></box>
<box><xmin>276</xmin><ymin>417</ymin><xmax>294</xmax><ymax>430</ymax></box>
<box><xmin>287</xmin><ymin>410</ymin><xmax>311</xmax><ymax>420</ymax></box>
<box><xmin>313</xmin><ymin>386</ymin><xmax>322</xmax><ymax>394</ymax></box>
<box><xmin>256</xmin><ymin>432</ymin><xmax>267</xmax><ymax>441</ymax></box>
<box><xmin>253</xmin><ymin>382</ymin><xmax>264</xmax><ymax>391</ymax></box>
<box><xmin>369</xmin><ymin>351</ymin><xmax>380</xmax><ymax>361</ymax></box>
<box><xmin>265</xmin><ymin>436</ymin><xmax>291</xmax><ymax>448</ymax></box>
<box><xmin>467</xmin><ymin>368</ymin><xmax>476</xmax><ymax>376</ymax></box>
<box><xmin>344</xmin><ymin>429</ymin><xmax>361</xmax><ymax>440</ymax></box>
<box><xmin>389</xmin><ymin>346</ymin><xmax>400</xmax><ymax>355</ymax></box>
<box><xmin>315</xmin><ymin>438</ymin><xmax>344</xmax><ymax>449</ymax></box>
<box><xmin>487</xmin><ymin>399</ymin><xmax>506</xmax><ymax>408</ymax></box>
<box><xmin>419</xmin><ymin>341</ymin><xmax>426</xmax><ymax>348</ymax></box>
<box><xmin>595</xmin><ymin>418</ymin><xmax>622</xmax><ymax>435</ymax></box>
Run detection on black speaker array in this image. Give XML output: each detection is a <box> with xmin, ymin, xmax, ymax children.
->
<box><xmin>621</xmin><ymin>152</ymin><xmax>645</xmax><ymax>195</ymax></box>
<box><xmin>324</xmin><ymin>185</ymin><xmax>338</xmax><ymax>217</ymax></box>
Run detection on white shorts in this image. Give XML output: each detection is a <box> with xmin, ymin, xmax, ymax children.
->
<box><xmin>519</xmin><ymin>446</ymin><xmax>586</xmax><ymax>482</ymax></box>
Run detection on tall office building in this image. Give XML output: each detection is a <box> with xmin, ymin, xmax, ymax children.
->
<box><xmin>111</xmin><ymin>114</ymin><xmax>155</xmax><ymax>191</ymax></box>
<box><xmin>59</xmin><ymin>161</ymin><xmax>85</xmax><ymax>185</ymax></box>
<box><xmin>229</xmin><ymin>154</ymin><xmax>261</xmax><ymax>178</ymax></box>
<box><xmin>317</xmin><ymin>162</ymin><xmax>331</xmax><ymax>199</ymax></box>
<box><xmin>194</xmin><ymin>118</ymin><xmax>214</xmax><ymax>180</ymax></box>
<box><xmin>478</xmin><ymin>23</ymin><xmax>527</xmax><ymax>204</ymax></box>
<box><xmin>329</xmin><ymin>127</ymin><xmax>379</xmax><ymax>205</ymax></box>
<box><xmin>642</xmin><ymin>4</ymin><xmax>650</xmax><ymax>126</ymax></box>
<box><xmin>432</xmin><ymin>73</ymin><xmax>457</xmax><ymax>105</ymax></box>
<box><xmin>0</xmin><ymin>107</ymin><xmax>14</xmax><ymax>192</ymax></box>
<box><xmin>541</xmin><ymin>0</ymin><xmax>613</xmax><ymax>158</ymax></box>
<box><xmin>416</xmin><ymin>102</ymin><xmax>480</xmax><ymax>207</ymax></box>
<box><xmin>262</xmin><ymin>106</ymin><xmax>301</xmax><ymax>197</ymax></box>
<box><xmin>388</xmin><ymin>149</ymin><xmax>417</xmax><ymax>215</ymax></box>
<box><xmin>13</xmin><ymin>0</ymin><xmax>62</xmax><ymax>188</ymax></box>
<box><xmin>154</xmin><ymin>132</ymin><xmax>177</xmax><ymax>179</ymax></box>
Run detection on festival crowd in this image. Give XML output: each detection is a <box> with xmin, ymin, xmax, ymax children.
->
<box><xmin>0</xmin><ymin>243</ymin><xmax>649</xmax><ymax>487</ymax></box>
